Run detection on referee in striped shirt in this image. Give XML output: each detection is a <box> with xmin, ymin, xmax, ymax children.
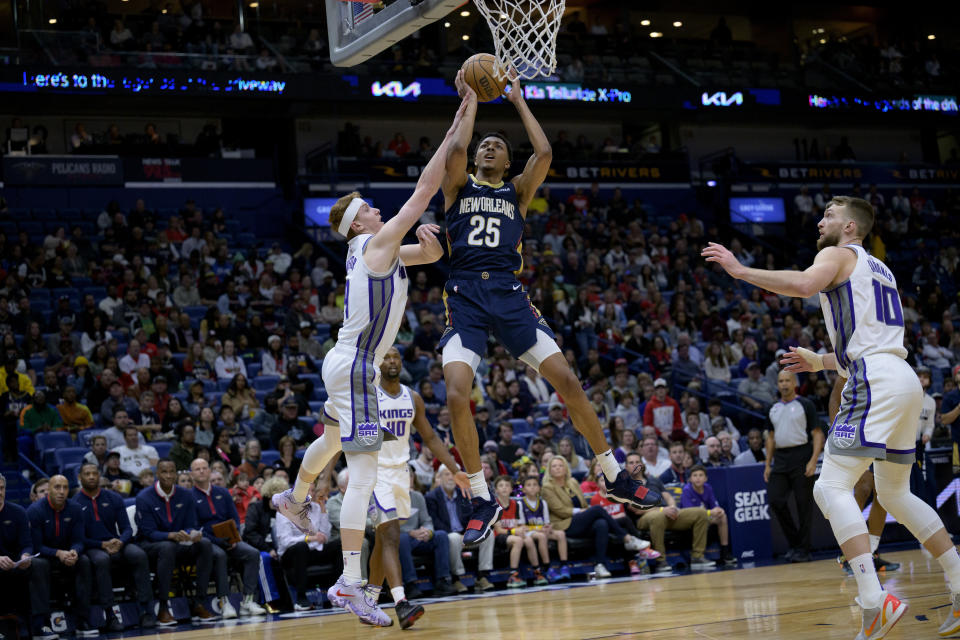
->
<box><xmin>764</xmin><ymin>370</ymin><xmax>824</xmax><ymax>563</ymax></box>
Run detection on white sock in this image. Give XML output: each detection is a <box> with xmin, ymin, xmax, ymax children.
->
<box><xmin>599</xmin><ymin>450</ymin><xmax>621</xmax><ymax>483</ymax></box>
<box><xmin>937</xmin><ymin>547</ymin><xmax>960</xmax><ymax>591</ymax></box>
<box><xmin>850</xmin><ymin>552</ymin><xmax>883</xmax><ymax>609</ymax></box>
<box><xmin>468</xmin><ymin>472</ymin><xmax>490</xmax><ymax>501</ymax></box>
<box><xmin>390</xmin><ymin>586</ymin><xmax>406</xmax><ymax>603</ymax></box>
<box><xmin>869</xmin><ymin>534</ymin><xmax>881</xmax><ymax>554</ymax></box>
<box><xmin>343</xmin><ymin>550</ymin><xmax>363</xmax><ymax>584</ymax></box>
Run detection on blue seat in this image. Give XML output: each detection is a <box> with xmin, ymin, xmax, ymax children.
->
<box><xmin>36</xmin><ymin>431</ymin><xmax>73</xmax><ymax>453</ymax></box>
<box><xmin>18</xmin><ymin>221</ymin><xmax>43</xmax><ymax>234</ymax></box>
<box><xmin>217</xmin><ymin>379</ymin><xmax>232</xmax><ymax>392</ymax></box>
<box><xmin>77</xmin><ymin>428</ymin><xmax>104</xmax><ymax>448</ymax></box>
<box><xmin>29</xmin><ymin>357</ymin><xmax>47</xmax><ymax>373</ymax></box>
<box><xmin>312</xmin><ymin>387</ymin><xmax>328</xmax><ymax>402</ymax></box>
<box><xmin>63</xmin><ymin>463</ymin><xmax>82</xmax><ymax>488</ymax></box>
<box><xmin>152</xmin><ymin>441</ymin><xmax>173</xmax><ymax>459</ymax></box>
<box><xmin>308</xmin><ymin>401</ymin><xmax>324</xmax><ymax>414</ymax></box>
<box><xmin>254</xmin><ymin>390</ymin><xmax>268</xmax><ymax>405</ymax></box>
<box><xmin>246</xmin><ymin>362</ymin><xmax>261</xmax><ymax>378</ymax></box>
<box><xmin>54</xmin><ymin>447</ymin><xmax>88</xmax><ymax>472</ymax></box>
<box><xmin>253</xmin><ymin>376</ymin><xmax>280</xmax><ymax>391</ymax></box>
<box><xmin>201</xmin><ymin>379</ymin><xmax>218</xmax><ymax>393</ymax></box>
<box><xmin>513</xmin><ymin>433</ymin><xmax>534</xmax><ymax>449</ymax></box>
<box><xmin>509</xmin><ymin>418</ymin><xmax>534</xmax><ymax>435</ymax></box>
<box><xmin>261</xmin><ymin>450</ymin><xmax>281</xmax><ymax>466</ymax></box>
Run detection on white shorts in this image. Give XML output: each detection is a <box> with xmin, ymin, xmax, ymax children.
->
<box><xmin>321</xmin><ymin>345</ymin><xmax>383</xmax><ymax>453</ymax></box>
<box><xmin>372</xmin><ymin>463</ymin><xmax>412</xmax><ymax>523</ymax></box>
<box><xmin>442</xmin><ymin>328</ymin><xmax>560</xmax><ymax>373</ymax></box>
<box><xmin>828</xmin><ymin>353</ymin><xmax>922</xmax><ymax>465</ymax></box>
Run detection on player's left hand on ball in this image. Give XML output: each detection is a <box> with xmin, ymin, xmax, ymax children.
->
<box><xmin>701</xmin><ymin>242</ymin><xmax>743</xmax><ymax>278</ymax></box>
<box><xmin>453</xmin><ymin>471</ymin><xmax>472</xmax><ymax>498</ymax></box>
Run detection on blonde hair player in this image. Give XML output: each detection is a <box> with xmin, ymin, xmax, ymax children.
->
<box><xmin>434</xmin><ymin>70</ymin><xmax>662</xmax><ymax>549</ymax></box>
<box><xmin>271</xmin><ymin>95</ymin><xmax>471</xmax><ymax>626</ymax></box>
<box><xmin>703</xmin><ymin>195</ymin><xmax>960</xmax><ymax>640</ymax></box>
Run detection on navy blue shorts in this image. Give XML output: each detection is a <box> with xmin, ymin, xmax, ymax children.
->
<box><xmin>437</xmin><ymin>272</ymin><xmax>555</xmax><ymax>359</ymax></box>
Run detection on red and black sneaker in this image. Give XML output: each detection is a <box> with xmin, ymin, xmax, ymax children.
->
<box><xmin>607</xmin><ymin>470</ymin><xmax>663</xmax><ymax>510</ymax></box>
<box><xmin>462</xmin><ymin>496</ymin><xmax>503</xmax><ymax>548</ymax></box>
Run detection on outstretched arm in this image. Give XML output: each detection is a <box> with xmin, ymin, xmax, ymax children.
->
<box><xmin>701</xmin><ymin>243</ymin><xmax>850</xmax><ymax>299</ymax></box>
<box><xmin>365</xmin><ymin>97</ymin><xmax>471</xmax><ymax>272</ymax></box>
<box><xmin>507</xmin><ymin>77</ymin><xmax>552</xmax><ymax>214</ymax></box>
<box><xmin>410</xmin><ymin>390</ymin><xmax>471</xmax><ymax>495</ymax></box>
<box><xmin>441</xmin><ymin>70</ymin><xmax>478</xmax><ymax>206</ymax></box>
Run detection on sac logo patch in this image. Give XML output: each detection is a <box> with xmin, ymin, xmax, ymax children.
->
<box><xmin>356</xmin><ymin>422</ymin><xmax>380</xmax><ymax>447</ymax></box>
<box><xmin>833</xmin><ymin>422</ymin><xmax>857</xmax><ymax>448</ymax></box>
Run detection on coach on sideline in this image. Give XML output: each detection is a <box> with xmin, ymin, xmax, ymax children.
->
<box><xmin>764</xmin><ymin>370</ymin><xmax>824</xmax><ymax>563</ymax></box>
<box><xmin>74</xmin><ymin>463</ymin><xmax>156</xmax><ymax>630</ymax></box>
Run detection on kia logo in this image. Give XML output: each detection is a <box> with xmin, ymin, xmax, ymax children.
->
<box><xmin>701</xmin><ymin>91</ymin><xmax>744</xmax><ymax>107</ymax></box>
<box><xmin>371</xmin><ymin>80</ymin><xmax>422</xmax><ymax>99</ymax></box>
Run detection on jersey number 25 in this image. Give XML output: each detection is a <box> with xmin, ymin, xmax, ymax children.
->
<box><xmin>466</xmin><ymin>216</ymin><xmax>501</xmax><ymax>247</ymax></box>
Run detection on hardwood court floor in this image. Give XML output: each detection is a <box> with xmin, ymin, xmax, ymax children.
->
<box><xmin>143</xmin><ymin>549</ymin><xmax>958</xmax><ymax>640</ymax></box>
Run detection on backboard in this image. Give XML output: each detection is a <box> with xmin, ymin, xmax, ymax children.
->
<box><xmin>325</xmin><ymin>0</ymin><xmax>467</xmax><ymax>67</ymax></box>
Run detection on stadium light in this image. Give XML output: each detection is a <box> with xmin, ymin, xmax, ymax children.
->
<box><xmin>462</xmin><ymin>34</ymin><xmax>470</xmax><ymax>40</ymax></box>
<box><xmin>928</xmin><ymin>34</ymin><xmax>936</xmax><ymax>40</ymax></box>
<box><xmin>649</xmin><ymin>32</ymin><xmax>663</xmax><ymax>38</ymax></box>
<box><xmin>640</xmin><ymin>19</ymin><xmax>650</xmax><ymax>26</ymax></box>
<box><xmin>707</xmin><ymin>180</ymin><xmax>717</xmax><ymax>187</ymax></box>
<box><xmin>48</xmin><ymin>18</ymin><xmax>57</xmax><ymax>24</ymax></box>
<box><xmin>673</xmin><ymin>21</ymin><xmax>682</xmax><ymax>28</ymax></box>
<box><xmin>444</xmin><ymin>22</ymin><xmax>451</xmax><ymax>27</ymax></box>
<box><xmin>460</xmin><ymin>10</ymin><xmax>470</xmax><ymax>16</ymax></box>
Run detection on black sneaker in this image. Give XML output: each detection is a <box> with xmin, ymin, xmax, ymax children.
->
<box><xmin>395</xmin><ymin>599</ymin><xmax>425</xmax><ymax>630</ymax></box>
<box><xmin>404</xmin><ymin>581</ymin><xmax>423</xmax><ymax>600</ymax></box>
<box><xmin>790</xmin><ymin>549</ymin><xmax>812</xmax><ymax>563</ymax></box>
<box><xmin>139</xmin><ymin>611</ymin><xmax>157</xmax><ymax>629</ymax></box>
<box><xmin>75</xmin><ymin>620</ymin><xmax>100</xmax><ymax>638</ymax></box>
<box><xmin>874</xmin><ymin>553</ymin><xmax>901</xmax><ymax>572</ymax></box>
<box><xmin>606</xmin><ymin>470</ymin><xmax>662</xmax><ymax>510</ymax></box>
<box><xmin>720</xmin><ymin>551</ymin><xmax>738</xmax><ymax>567</ymax></box>
<box><xmin>105</xmin><ymin>615</ymin><xmax>123</xmax><ymax>633</ymax></box>
<box><xmin>434</xmin><ymin>578</ymin><xmax>457</xmax><ymax>597</ymax></box>
<box><xmin>462</xmin><ymin>497</ymin><xmax>502</xmax><ymax>548</ymax></box>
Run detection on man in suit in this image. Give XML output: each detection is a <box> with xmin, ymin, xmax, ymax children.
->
<box><xmin>74</xmin><ymin>463</ymin><xmax>155</xmax><ymax>630</ymax></box>
<box><xmin>27</xmin><ymin>474</ymin><xmax>98</xmax><ymax>639</ymax></box>
<box><xmin>424</xmin><ymin>467</ymin><xmax>494</xmax><ymax>594</ymax></box>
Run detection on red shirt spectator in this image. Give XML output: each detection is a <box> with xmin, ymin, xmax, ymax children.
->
<box><xmin>387</xmin><ymin>133</ymin><xmax>410</xmax><ymax>157</ymax></box>
<box><xmin>643</xmin><ymin>379</ymin><xmax>682</xmax><ymax>441</ymax></box>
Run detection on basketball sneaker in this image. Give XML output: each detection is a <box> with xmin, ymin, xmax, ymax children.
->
<box><xmin>328</xmin><ymin>577</ymin><xmax>390</xmax><ymax>625</ymax></box>
<box><xmin>395</xmin><ymin>600</ymin><xmax>424</xmax><ymax>630</ymax></box>
<box><xmin>462</xmin><ymin>496</ymin><xmax>502</xmax><ymax>548</ymax></box>
<box><xmin>855</xmin><ymin>591</ymin><xmax>907</xmax><ymax>640</ymax></box>
<box><xmin>533</xmin><ymin>568</ymin><xmax>548</xmax><ymax>586</ymax></box>
<box><xmin>507</xmin><ymin>571</ymin><xmax>525</xmax><ymax>588</ymax></box>
<box><xmin>357</xmin><ymin>586</ymin><xmax>392</xmax><ymax>627</ymax></box>
<box><xmin>938</xmin><ymin>592</ymin><xmax>960</xmax><ymax>636</ymax></box>
<box><xmin>559</xmin><ymin>564</ymin><xmax>571</xmax><ymax>581</ymax></box>
<box><xmin>606</xmin><ymin>470</ymin><xmax>662</xmax><ymax>510</ymax></box>
<box><xmin>546</xmin><ymin>566</ymin><xmax>563</xmax><ymax>582</ymax></box>
<box><xmin>271</xmin><ymin>489</ymin><xmax>315</xmax><ymax>535</ymax></box>
<box><xmin>873</xmin><ymin>553</ymin><xmax>900</xmax><ymax>572</ymax></box>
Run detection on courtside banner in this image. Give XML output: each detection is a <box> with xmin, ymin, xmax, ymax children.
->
<box><xmin>744</xmin><ymin>161</ymin><xmax>960</xmax><ymax>184</ymax></box>
<box><xmin>336</xmin><ymin>158</ymin><xmax>690</xmax><ymax>183</ymax></box>
<box><xmin>707</xmin><ymin>464</ymin><xmax>772</xmax><ymax>562</ymax></box>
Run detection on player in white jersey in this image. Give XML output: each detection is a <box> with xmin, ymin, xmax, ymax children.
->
<box><xmin>272</xmin><ymin>96</ymin><xmax>471</xmax><ymax>626</ymax></box>
<box><xmin>703</xmin><ymin>195</ymin><xmax>960</xmax><ymax>640</ymax></box>
<box><xmin>365</xmin><ymin>347</ymin><xmax>468</xmax><ymax>628</ymax></box>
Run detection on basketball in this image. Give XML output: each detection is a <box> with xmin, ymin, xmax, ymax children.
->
<box><xmin>461</xmin><ymin>53</ymin><xmax>508</xmax><ymax>102</ymax></box>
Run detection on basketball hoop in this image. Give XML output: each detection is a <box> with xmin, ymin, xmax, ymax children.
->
<box><xmin>473</xmin><ymin>0</ymin><xmax>565</xmax><ymax>80</ymax></box>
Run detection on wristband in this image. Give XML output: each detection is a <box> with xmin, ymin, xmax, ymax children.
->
<box><xmin>304</xmin><ymin>534</ymin><xmax>309</xmax><ymax>543</ymax></box>
<box><xmin>659</xmin><ymin>507</ymin><xmax>663</xmax><ymax>512</ymax></box>
<box><xmin>795</xmin><ymin>347</ymin><xmax>824</xmax><ymax>372</ymax></box>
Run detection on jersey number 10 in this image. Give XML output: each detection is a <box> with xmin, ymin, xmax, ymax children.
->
<box><xmin>466</xmin><ymin>215</ymin><xmax>501</xmax><ymax>247</ymax></box>
<box><xmin>872</xmin><ymin>280</ymin><xmax>904</xmax><ymax>327</ymax></box>
<box><xmin>387</xmin><ymin>420</ymin><xmax>406</xmax><ymax>437</ymax></box>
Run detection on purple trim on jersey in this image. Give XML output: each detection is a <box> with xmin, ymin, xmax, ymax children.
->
<box><xmin>844</xmin><ymin>281</ymin><xmax>857</xmax><ymax>357</ymax></box>
<box><xmin>372</xmin><ymin>491</ymin><xmax>397</xmax><ymax>515</ymax></box>
<box><xmin>825</xmin><ymin>289</ymin><xmax>846</xmax><ymax>369</ymax></box>
<box><xmin>886</xmin><ymin>447</ymin><xmax>916</xmax><ymax>454</ymax></box>
<box><xmin>346</xmin><ymin>354</ymin><xmax>357</xmax><ymax>441</ymax></box>
<box><xmin>834</xmin><ymin>288</ymin><xmax>851</xmax><ymax>369</ymax></box>
<box><xmin>844</xmin><ymin>358</ymin><xmax>858</xmax><ymax>428</ymax></box>
<box><xmin>367</xmin><ymin>274</ymin><xmax>374</xmax><ymax>321</ymax></box>
<box><xmin>858</xmin><ymin>357</ymin><xmax>881</xmax><ymax>449</ymax></box>
<box><xmin>322</xmin><ymin>408</ymin><xmax>339</xmax><ymax>425</ymax></box>
<box><xmin>344</xmin><ymin>279</ymin><xmax>350</xmax><ymax>320</ymax></box>
<box><xmin>370</xmin><ymin>277</ymin><xmax>393</xmax><ymax>360</ymax></box>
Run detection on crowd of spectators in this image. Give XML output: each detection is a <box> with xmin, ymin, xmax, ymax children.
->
<box><xmin>3</xmin><ymin>170</ymin><xmax>959</xmax><ymax>630</ymax></box>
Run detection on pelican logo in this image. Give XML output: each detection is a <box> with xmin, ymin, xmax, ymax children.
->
<box><xmin>371</xmin><ymin>80</ymin><xmax>421</xmax><ymax>99</ymax></box>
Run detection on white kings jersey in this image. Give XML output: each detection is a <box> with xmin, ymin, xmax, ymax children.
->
<box><xmin>376</xmin><ymin>384</ymin><xmax>416</xmax><ymax>466</ymax></box>
<box><xmin>337</xmin><ymin>233</ymin><xmax>409</xmax><ymax>368</ymax></box>
<box><xmin>818</xmin><ymin>243</ymin><xmax>907</xmax><ymax>376</ymax></box>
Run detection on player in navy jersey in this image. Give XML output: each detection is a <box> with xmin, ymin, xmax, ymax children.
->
<box><xmin>437</xmin><ymin>71</ymin><xmax>661</xmax><ymax>548</ymax></box>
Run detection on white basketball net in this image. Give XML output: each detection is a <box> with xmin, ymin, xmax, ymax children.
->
<box><xmin>473</xmin><ymin>0</ymin><xmax>566</xmax><ymax>80</ymax></box>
